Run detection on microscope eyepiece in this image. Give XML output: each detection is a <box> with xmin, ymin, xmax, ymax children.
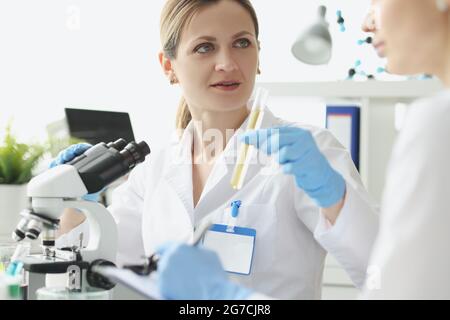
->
<box><xmin>107</xmin><ymin>138</ymin><xmax>127</xmax><ymax>151</ymax></box>
<box><xmin>120</xmin><ymin>141</ymin><xmax>151</xmax><ymax>169</ymax></box>
<box><xmin>74</xmin><ymin>139</ymin><xmax>151</xmax><ymax>194</ymax></box>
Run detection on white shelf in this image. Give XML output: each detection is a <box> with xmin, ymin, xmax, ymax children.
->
<box><xmin>258</xmin><ymin>79</ymin><xmax>443</xmax><ymax>98</ymax></box>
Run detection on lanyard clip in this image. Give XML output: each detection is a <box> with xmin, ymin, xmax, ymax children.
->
<box><xmin>231</xmin><ymin>200</ymin><xmax>242</xmax><ymax>218</ymax></box>
<box><xmin>227</xmin><ymin>200</ymin><xmax>242</xmax><ymax>233</ymax></box>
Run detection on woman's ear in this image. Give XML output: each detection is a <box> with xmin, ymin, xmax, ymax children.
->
<box><xmin>159</xmin><ymin>51</ymin><xmax>173</xmax><ymax>76</ymax></box>
<box><xmin>159</xmin><ymin>51</ymin><xmax>179</xmax><ymax>85</ymax></box>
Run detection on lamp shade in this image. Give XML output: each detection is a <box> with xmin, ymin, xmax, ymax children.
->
<box><xmin>291</xmin><ymin>6</ymin><xmax>332</xmax><ymax>65</ymax></box>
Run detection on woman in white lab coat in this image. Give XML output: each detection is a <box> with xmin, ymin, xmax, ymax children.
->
<box><xmin>56</xmin><ymin>0</ymin><xmax>378</xmax><ymax>300</ymax></box>
<box><xmin>156</xmin><ymin>0</ymin><xmax>450</xmax><ymax>300</ymax></box>
<box><xmin>358</xmin><ymin>0</ymin><xmax>450</xmax><ymax>299</ymax></box>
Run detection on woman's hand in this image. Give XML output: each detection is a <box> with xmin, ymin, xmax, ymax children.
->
<box><xmin>156</xmin><ymin>242</ymin><xmax>252</xmax><ymax>300</ymax></box>
<box><xmin>241</xmin><ymin>127</ymin><xmax>346</xmax><ymax>212</ymax></box>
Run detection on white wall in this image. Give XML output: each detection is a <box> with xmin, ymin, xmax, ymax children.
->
<box><xmin>0</xmin><ymin>0</ymin><xmax>389</xmax><ymax>153</ymax></box>
<box><xmin>0</xmin><ymin>0</ymin><xmax>174</xmax><ymax>152</ymax></box>
<box><xmin>255</xmin><ymin>0</ymin><xmax>381</xmax><ymax>82</ymax></box>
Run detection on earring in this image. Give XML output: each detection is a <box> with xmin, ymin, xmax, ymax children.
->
<box><xmin>257</xmin><ymin>67</ymin><xmax>261</xmax><ymax>75</ymax></box>
<box><xmin>170</xmin><ymin>74</ymin><xmax>178</xmax><ymax>85</ymax></box>
<box><xmin>436</xmin><ymin>0</ymin><xmax>448</xmax><ymax>12</ymax></box>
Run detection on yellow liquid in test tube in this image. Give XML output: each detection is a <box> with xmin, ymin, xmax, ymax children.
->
<box><xmin>230</xmin><ymin>88</ymin><xmax>269</xmax><ymax>190</ymax></box>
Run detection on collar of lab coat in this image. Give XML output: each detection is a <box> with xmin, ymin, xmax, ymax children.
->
<box><xmin>163</xmin><ymin>105</ymin><xmax>278</xmax><ymax>224</ymax></box>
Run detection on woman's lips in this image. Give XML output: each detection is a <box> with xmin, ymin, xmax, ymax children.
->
<box><xmin>210</xmin><ymin>82</ymin><xmax>241</xmax><ymax>91</ymax></box>
<box><xmin>373</xmin><ymin>42</ymin><xmax>386</xmax><ymax>57</ymax></box>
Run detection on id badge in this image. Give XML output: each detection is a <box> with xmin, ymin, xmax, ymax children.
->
<box><xmin>203</xmin><ymin>224</ymin><xmax>256</xmax><ymax>275</ymax></box>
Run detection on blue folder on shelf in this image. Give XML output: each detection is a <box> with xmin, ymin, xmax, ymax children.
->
<box><xmin>326</xmin><ymin>106</ymin><xmax>360</xmax><ymax>170</ymax></box>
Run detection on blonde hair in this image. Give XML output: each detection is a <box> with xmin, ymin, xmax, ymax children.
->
<box><xmin>160</xmin><ymin>0</ymin><xmax>260</xmax><ymax>130</ymax></box>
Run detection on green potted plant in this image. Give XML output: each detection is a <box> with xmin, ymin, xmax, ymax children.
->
<box><xmin>0</xmin><ymin>124</ymin><xmax>45</xmax><ymax>238</ymax></box>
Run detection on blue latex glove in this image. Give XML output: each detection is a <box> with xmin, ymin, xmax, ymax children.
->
<box><xmin>156</xmin><ymin>242</ymin><xmax>253</xmax><ymax>300</ymax></box>
<box><xmin>49</xmin><ymin>143</ymin><xmax>102</xmax><ymax>202</ymax></box>
<box><xmin>241</xmin><ymin>126</ymin><xmax>346</xmax><ymax>208</ymax></box>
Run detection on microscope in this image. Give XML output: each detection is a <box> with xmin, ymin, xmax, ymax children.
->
<box><xmin>11</xmin><ymin>138</ymin><xmax>150</xmax><ymax>299</ymax></box>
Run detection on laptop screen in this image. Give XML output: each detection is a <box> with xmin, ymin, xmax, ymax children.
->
<box><xmin>65</xmin><ymin>108</ymin><xmax>135</xmax><ymax>145</ymax></box>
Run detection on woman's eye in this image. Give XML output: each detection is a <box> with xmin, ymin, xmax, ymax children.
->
<box><xmin>195</xmin><ymin>43</ymin><xmax>214</xmax><ymax>54</ymax></box>
<box><xmin>234</xmin><ymin>38</ymin><xmax>251</xmax><ymax>48</ymax></box>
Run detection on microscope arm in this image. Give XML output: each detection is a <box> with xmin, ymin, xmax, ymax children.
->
<box><xmin>62</xmin><ymin>200</ymin><xmax>117</xmax><ymax>263</ymax></box>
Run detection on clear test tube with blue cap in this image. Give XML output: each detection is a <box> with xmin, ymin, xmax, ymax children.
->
<box><xmin>230</xmin><ymin>87</ymin><xmax>269</xmax><ymax>190</ymax></box>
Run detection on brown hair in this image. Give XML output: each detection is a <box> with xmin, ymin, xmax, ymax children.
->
<box><xmin>160</xmin><ymin>0</ymin><xmax>260</xmax><ymax>129</ymax></box>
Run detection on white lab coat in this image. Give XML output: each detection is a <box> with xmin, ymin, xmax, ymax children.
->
<box><xmin>361</xmin><ymin>91</ymin><xmax>450</xmax><ymax>299</ymax></box>
<box><xmin>59</xmin><ymin>108</ymin><xmax>379</xmax><ymax>299</ymax></box>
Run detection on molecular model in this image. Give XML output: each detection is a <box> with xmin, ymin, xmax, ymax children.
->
<box><xmin>337</xmin><ymin>10</ymin><xmax>346</xmax><ymax>32</ymax></box>
<box><xmin>336</xmin><ymin>8</ymin><xmax>385</xmax><ymax>80</ymax></box>
<box><xmin>337</xmin><ymin>9</ymin><xmax>432</xmax><ymax>81</ymax></box>
<box><xmin>347</xmin><ymin>60</ymin><xmax>385</xmax><ymax>80</ymax></box>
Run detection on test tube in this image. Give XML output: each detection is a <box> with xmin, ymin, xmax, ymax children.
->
<box><xmin>230</xmin><ymin>87</ymin><xmax>269</xmax><ymax>190</ymax></box>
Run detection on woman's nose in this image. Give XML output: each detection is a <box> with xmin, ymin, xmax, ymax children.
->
<box><xmin>361</xmin><ymin>11</ymin><xmax>376</xmax><ymax>33</ymax></box>
<box><xmin>215</xmin><ymin>51</ymin><xmax>238</xmax><ymax>72</ymax></box>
